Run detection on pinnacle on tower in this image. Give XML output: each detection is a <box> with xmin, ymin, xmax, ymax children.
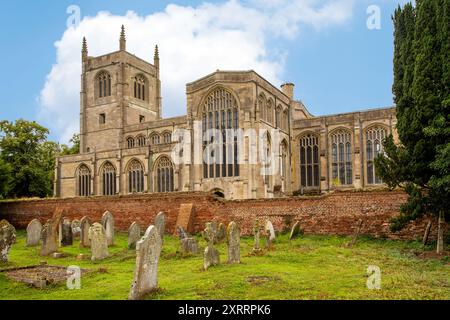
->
<box><xmin>120</xmin><ymin>25</ymin><xmax>126</xmax><ymax>51</ymax></box>
<box><xmin>154</xmin><ymin>45</ymin><xmax>160</xmax><ymax>69</ymax></box>
<box><xmin>82</xmin><ymin>37</ymin><xmax>88</xmax><ymax>61</ymax></box>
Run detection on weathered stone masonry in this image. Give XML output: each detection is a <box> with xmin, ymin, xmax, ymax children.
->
<box><xmin>0</xmin><ymin>190</ymin><xmax>444</xmax><ymax>241</ymax></box>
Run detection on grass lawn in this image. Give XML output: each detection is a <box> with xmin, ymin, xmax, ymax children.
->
<box><xmin>0</xmin><ymin>231</ymin><xmax>449</xmax><ymax>300</ymax></box>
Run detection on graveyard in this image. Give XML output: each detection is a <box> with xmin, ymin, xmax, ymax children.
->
<box><xmin>0</xmin><ymin>216</ymin><xmax>448</xmax><ymax>300</ymax></box>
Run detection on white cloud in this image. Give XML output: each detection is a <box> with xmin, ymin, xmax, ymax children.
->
<box><xmin>39</xmin><ymin>0</ymin><xmax>354</xmax><ymax>143</ymax></box>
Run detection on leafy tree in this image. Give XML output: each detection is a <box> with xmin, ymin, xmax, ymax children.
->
<box><xmin>0</xmin><ymin>158</ymin><xmax>11</xmax><ymax>198</ymax></box>
<box><xmin>376</xmin><ymin>1</ymin><xmax>449</xmax><ymax>253</ymax></box>
<box><xmin>0</xmin><ymin>119</ymin><xmax>52</xmax><ymax>198</ymax></box>
<box><xmin>60</xmin><ymin>134</ymin><xmax>80</xmax><ymax>156</ymax></box>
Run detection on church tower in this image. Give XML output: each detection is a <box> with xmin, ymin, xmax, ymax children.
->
<box><xmin>79</xmin><ymin>26</ymin><xmax>162</xmax><ymax>153</ymax></box>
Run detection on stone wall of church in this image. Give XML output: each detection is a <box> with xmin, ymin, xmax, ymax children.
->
<box><xmin>1</xmin><ymin>190</ymin><xmax>445</xmax><ymax>241</ymax></box>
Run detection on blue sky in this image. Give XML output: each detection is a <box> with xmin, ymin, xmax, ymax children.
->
<box><xmin>0</xmin><ymin>0</ymin><xmax>408</xmax><ymax>143</ymax></box>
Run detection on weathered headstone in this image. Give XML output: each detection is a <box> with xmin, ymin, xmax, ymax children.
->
<box><xmin>128</xmin><ymin>222</ymin><xmax>141</xmax><ymax>250</ymax></box>
<box><xmin>101</xmin><ymin>211</ymin><xmax>115</xmax><ymax>246</ymax></box>
<box><xmin>0</xmin><ymin>220</ymin><xmax>16</xmax><ymax>263</ymax></box>
<box><xmin>177</xmin><ymin>226</ymin><xmax>189</xmax><ymax>240</ymax></box>
<box><xmin>289</xmin><ymin>221</ymin><xmax>302</xmax><ymax>240</ymax></box>
<box><xmin>40</xmin><ymin>210</ymin><xmax>63</xmax><ymax>256</ymax></box>
<box><xmin>227</xmin><ymin>222</ymin><xmax>240</xmax><ymax>264</ymax></box>
<box><xmin>253</xmin><ymin>219</ymin><xmax>261</xmax><ymax>252</ymax></box>
<box><xmin>181</xmin><ymin>237</ymin><xmax>199</xmax><ymax>255</ymax></box>
<box><xmin>26</xmin><ymin>219</ymin><xmax>42</xmax><ymax>247</ymax></box>
<box><xmin>80</xmin><ymin>217</ymin><xmax>91</xmax><ymax>248</ymax></box>
<box><xmin>203</xmin><ymin>223</ymin><xmax>220</xmax><ymax>270</ymax></box>
<box><xmin>71</xmin><ymin>220</ymin><xmax>81</xmax><ymax>239</ymax></box>
<box><xmin>154</xmin><ymin>212</ymin><xmax>166</xmax><ymax>242</ymax></box>
<box><xmin>216</xmin><ymin>223</ymin><xmax>226</xmax><ymax>242</ymax></box>
<box><xmin>61</xmin><ymin>218</ymin><xmax>73</xmax><ymax>247</ymax></box>
<box><xmin>89</xmin><ymin>223</ymin><xmax>109</xmax><ymax>261</ymax></box>
<box><xmin>129</xmin><ymin>225</ymin><xmax>162</xmax><ymax>300</ymax></box>
<box><xmin>264</xmin><ymin>220</ymin><xmax>276</xmax><ymax>248</ymax></box>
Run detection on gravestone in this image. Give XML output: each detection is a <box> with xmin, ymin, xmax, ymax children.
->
<box><xmin>227</xmin><ymin>222</ymin><xmax>241</xmax><ymax>264</ymax></box>
<box><xmin>253</xmin><ymin>219</ymin><xmax>261</xmax><ymax>252</ymax></box>
<box><xmin>129</xmin><ymin>225</ymin><xmax>162</xmax><ymax>300</ymax></box>
<box><xmin>71</xmin><ymin>220</ymin><xmax>81</xmax><ymax>239</ymax></box>
<box><xmin>0</xmin><ymin>220</ymin><xmax>16</xmax><ymax>263</ymax></box>
<box><xmin>26</xmin><ymin>219</ymin><xmax>42</xmax><ymax>247</ymax></box>
<box><xmin>154</xmin><ymin>212</ymin><xmax>166</xmax><ymax>242</ymax></box>
<box><xmin>61</xmin><ymin>218</ymin><xmax>73</xmax><ymax>246</ymax></box>
<box><xmin>101</xmin><ymin>211</ymin><xmax>114</xmax><ymax>246</ymax></box>
<box><xmin>128</xmin><ymin>222</ymin><xmax>141</xmax><ymax>250</ymax></box>
<box><xmin>216</xmin><ymin>223</ymin><xmax>226</xmax><ymax>242</ymax></box>
<box><xmin>181</xmin><ymin>237</ymin><xmax>199</xmax><ymax>255</ymax></box>
<box><xmin>89</xmin><ymin>223</ymin><xmax>109</xmax><ymax>261</ymax></box>
<box><xmin>264</xmin><ymin>220</ymin><xmax>276</xmax><ymax>248</ymax></box>
<box><xmin>177</xmin><ymin>226</ymin><xmax>189</xmax><ymax>240</ymax></box>
<box><xmin>289</xmin><ymin>221</ymin><xmax>302</xmax><ymax>240</ymax></box>
<box><xmin>79</xmin><ymin>217</ymin><xmax>91</xmax><ymax>248</ymax></box>
<box><xmin>203</xmin><ymin>223</ymin><xmax>220</xmax><ymax>270</ymax></box>
<box><xmin>41</xmin><ymin>210</ymin><xmax>63</xmax><ymax>256</ymax></box>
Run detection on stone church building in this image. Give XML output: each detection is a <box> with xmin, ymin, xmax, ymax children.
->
<box><xmin>54</xmin><ymin>27</ymin><xmax>398</xmax><ymax>200</ymax></box>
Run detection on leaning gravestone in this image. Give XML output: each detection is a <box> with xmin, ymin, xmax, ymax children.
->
<box><xmin>101</xmin><ymin>211</ymin><xmax>115</xmax><ymax>246</ymax></box>
<box><xmin>154</xmin><ymin>212</ymin><xmax>166</xmax><ymax>242</ymax></box>
<box><xmin>181</xmin><ymin>237</ymin><xmax>199</xmax><ymax>255</ymax></box>
<box><xmin>128</xmin><ymin>222</ymin><xmax>141</xmax><ymax>250</ymax></box>
<box><xmin>289</xmin><ymin>221</ymin><xmax>302</xmax><ymax>240</ymax></box>
<box><xmin>129</xmin><ymin>225</ymin><xmax>162</xmax><ymax>300</ymax></box>
<box><xmin>203</xmin><ymin>223</ymin><xmax>220</xmax><ymax>270</ymax></box>
<box><xmin>227</xmin><ymin>222</ymin><xmax>241</xmax><ymax>264</ymax></box>
<box><xmin>216</xmin><ymin>223</ymin><xmax>226</xmax><ymax>243</ymax></box>
<box><xmin>264</xmin><ymin>220</ymin><xmax>276</xmax><ymax>248</ymax></box>
<box><xmin>0</xmin><ymin>220</ymin><xmax>16</xmax><ymax>263</ymax></box>
<box><xmin>177</xmin><ymin>226</ymin><xmax>189</xmax><ymax>240</ymax></box>
<box><xmin>80</xmin><ymin>217</ymin><xmax>91</xmax><ymax>248</ymax></box>
<box><xmin>41</xmin><ymin>210</ymin><xmax>63</xmax><ymax>256</ymax></box>
<box><xmin>89</xmin><ymin>223</ymin><xmax>109</xmax><ymax>261</ymax></box>
<box><xmin>71</xmin><ymin>220</ymin><xmax>81</xmax><ymax>239</ymax></box>
<box><xmin>61</xmin><ymin>218</ymin><xmax>73</xmax><ymax>247</ymax></box>
<box><xmin>26</xmin><ymin>219</ymin><xmax>42</xmax><ymax>247</ymax></box>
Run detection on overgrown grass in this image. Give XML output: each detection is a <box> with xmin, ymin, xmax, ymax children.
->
<box><xmin>0</xmin><ymin>231</ymin><xmax>448</xmax><ymax>300</ymax></box>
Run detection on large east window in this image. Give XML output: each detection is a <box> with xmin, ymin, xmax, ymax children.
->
<box><xmin>202</xmin><ymin>88</ymin><xmax>240</xmax><ymax>179</ymax></box>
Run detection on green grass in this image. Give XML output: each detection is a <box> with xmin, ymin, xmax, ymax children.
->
<box><xmin>0</xmin><ymin>231</ymin><xmax>449</xmax><ymax>300</ymax></box>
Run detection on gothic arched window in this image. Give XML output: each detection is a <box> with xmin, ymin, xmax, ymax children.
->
<box><xmin>262</xmin><ymin>133</ymin><xmax>272</xmax><ymax>188</ymax></box>
<box><xmin>101</xmin><ymin>162</ymin><xmax>116</xmax><ymax>196</ymax></box>
<box><xmin>283</xmin><ymin>109</ymin><xmax>289</xmax><ymax>131</ymax></box>
<box><xmin>258</xmin><ymin>94</ymin><xmax>266</xmax><ymax>123</ymax></box>
<box><xmin>76</xmin><ymin>165</ymin><xmax>91</xmax><ymax>197</ymax></box>
<box><xmin>97</xmin><ymin>72</ymin><xmax>112</xmax><ymax>98</ymax></box>
<box><xmin>127</xmin><ymin>137</ymin><xmax>135</xmax><ymax>149</ymax></box>
<box><xmin>202</xmin><ymin>88</ymin><xmax>240</xmax><ymax>179</ymax></box>
<box><xmin>267</xmin><ymin>99</ymin><xmax>274</xmax><ymax>125</ymax></box>
<box><xmin>281</xmin><ymin>140</ymin><xmax>288</xmax><ymax>190</ymax></box>
<box><xmin>156</xmin><ymin>157</ymin><xmax>174</xmax><ymax>193</ymax></box>
<box><xmin>366</xmin><ymin>126</ymin><xmax>387</xmax><ymax>185</ymax></box>
<box><xmin>276</xmin><ymin>106</ymin><xmax>282</xmax><ymax>128</ymax></box>
<box><xmin>331</xmin><ymin>130</ymin><xmax>353</xmax><ymax>186</ymax></box>
<box><xmin>163</xmin><ymin>132</ymin><xmax>172</xmax><ymax>144</ymax></box>
<box><xmin>151</xmin><ymin>134</ymin><xmax>160</xmax><ymax>145</ymax></box>
<box><xmin>136</xmin><ymin>135</ymin><xmax>146</xmax><ymax>147</ymax></box>
<box><xmin>299</xmin><ymin>134</ymin><xmax>320</xmax><ymax>188</ymax></box>
<box><xmin>127</xmin><ymin>160</ymin><xmax>145</xmax><ymax>193</ymax></box>
<box><xmin>134</xmin><ymin>75</ymin><xmax>147</xmax><ymax>101</ymax></box>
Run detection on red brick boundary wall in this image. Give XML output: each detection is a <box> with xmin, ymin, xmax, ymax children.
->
<box><xmin>0</xmin><ymin>190</ymin><xmax>445</xmax><ymax>241</ymax></box>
